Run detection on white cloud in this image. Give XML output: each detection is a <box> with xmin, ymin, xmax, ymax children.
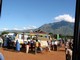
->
<box><xmin>13</xmin><ymin>28</ymin><xmax>19</xmax><ymax>30</ymax></box>
<box><xmin>23</xmin><ymin>27</ymin><xmax>26</xmax><ymax>30</ymax></box>
<box><xmin>30</xmin><ymin>25</ymin><xmax>37</xmax><ymax>29</ymax></box>
<box><xmin>26</xmin><ymin>25</ymin><xmax>37</xmax><ymax>29</ymax></box>
<box><xmin>13</xmin><ymin>25</ymin><xmax>37</xmax><ymax>30</ymax></box>
<box><xmin>2</xmin><ymin>28</ymin><xmax>8</xmax><ymax>31</ymax></box>
<box><xmin>54</xmin><ymin>14</ymin><xmax>75</xmax><ymax>22</ymax></box>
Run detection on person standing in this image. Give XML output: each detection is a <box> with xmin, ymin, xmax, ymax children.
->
<box><xmin>30</xmin><ymin>39</ymin><xmax>34</xmax><ymax>52</ymax></box>
<box><xmin>51</xmin><ymin>40</ymin><xmax>55</xmax><ymax>50</ymax></box>
<box><xmin>25</xmin><ymin>40</ymin><xmax>30</xmax><ymax>53</ymax></box>
<box><xmin>0</xmin><ymin>37</ymin><xmax>3</xmax><ymax>47</ymax></box>
<box><xmin>7</xmin><ymin>37</ymin><xmax>11</xmax><ymax>49</ymax></box>
<box><xmin>16</xmin><ymin>40</ymin><xmax>20</xmax><ymax>52</ymax></box>
<box><xmin>35</xmin><ymin>39</ymin><xmax>39</xmax><ymax>54</ymax></box>
<box><xmin>47</xmin><ymin>40</ymin><xmax>51</xmax><ymax>52</ymax></box>
<box><xmin>54</xmin><ymin>40</ymin><xmax>58</xmax><ymax>51</ymax></box>
<box><xmin>3</xmin><ymin>36</ymin><xmax>8</xmax><ymax>48</ymax></box>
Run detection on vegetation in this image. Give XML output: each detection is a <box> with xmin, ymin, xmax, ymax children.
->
<box><xmin>49</xmin><ymin>33</ymin><xmax>54</xmax><ymax>39</ymax></box>
<box><xmin>1</xmin><ymin>31</ymin><xmax>9</xmax><ymax>35</ymax></box>
<box><xmin>38</xmin><ymin>21</ymin><xmax>74</xmax><ymax>36</ymax></box>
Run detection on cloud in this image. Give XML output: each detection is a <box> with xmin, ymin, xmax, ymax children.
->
<box><xmin>26</xmin><ymin>25</ymin><xmax>37</xmax><ymax>29</ymax></box>
<box><xmin>30</xmin><ymin>25</ymin><xmax>37</xmax><ymax>29</ymax></box>
<box><xmin>54</xmin><ymin>14</ymin><xmax>75</xmax><ymax>22</ymax></box>
<box><xmin>13</xmin><ymin>28</ymin><xmax>19</xmax><ymax>30</ymax></box>
<box><xmin>1</xmin><ymin>26</ymin><xmax>37</xmax><ymax>31</ymax></box>
<box><xmin>13</xmin><ymin>25</ymin><xmax>37</xmax><ymax>30</ymax></box>
<box><xmin>2</xmin><ymin>28</ymin><xmax>8</xmax><ymax>31</ymax></box>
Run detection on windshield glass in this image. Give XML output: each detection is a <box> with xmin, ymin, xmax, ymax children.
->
<box><xmin>0</xmin><ymin>0</ymin><xmax>76</xmax><ymax>60</ymax></box>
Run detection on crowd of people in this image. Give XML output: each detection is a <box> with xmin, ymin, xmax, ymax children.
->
<box><xmin>0</xmin><ymin>35</ymin><xmax>74</xmax><ymax>60</ymax></box>
<box><xmin>0</xmin><ymin>35</ymin><xmax>66</xmax><ymax>54</ymax></box>
<box><xmin>0</xmin><ymin>35</ymin><xmax>44</xmax><ymax>54</ymax></box>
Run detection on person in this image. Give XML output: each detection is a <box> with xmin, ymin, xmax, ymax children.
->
<box><xmin>16</xmin><ymin>40</ymin><xmax>20</xmax><ymax>52</ymax></box>
<box><xmin>38</xmin><ymin>40</ymin><xmax>43</xmax><ymax>52</ymax></box>
<box><xmin>47</xmin><ymin>40</ymin><xmax>51</xmax><ymax>52</ymax></box>
<box><xmin>0</xmin><ymin>53</ymin><xmax>4</xmax><ymax>60</ymax></box>
<box><xmin>7</xmin><ymin>37</ymin><xmax>11</xmax><ymax>49</ymax></box>
<box><xmin>35</xmin><ymin>39</ymin><xmax>39</xmax><ymax>54</ymax></box>
<box><xmin>3</xmin><ymin>36</ymin><xmax>8</xmax><ymax>48</ymax></box>
<box><xmin>54</xmin><ymin>40</ymin><xmax>58</xmax><ymax>51</ymax></box>
<box><xmin>51</xmin><ymin>40</ymin><xmax>55</xmax><ymax>50</ymax></box>
<box><xmin>0</xmin><ymin>37</ymin><xmax>3</xmax><ymax>48</ymax></box>
<box><xmin>30</xmin><ymin>39</ymin><xmax>34</xmax><ymax>52</ymax></box>
<box><xmin>25</xmin><ymin>40</ymin><xmax>30</xmax><ymax>53</ymax></box>
<box><xmin>65</xmin><ymin>40</ymin><xmax>70</xmax><ymax>50</ymax></box>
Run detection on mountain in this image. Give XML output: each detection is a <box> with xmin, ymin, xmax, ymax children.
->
<box><xmin>1</xmin><ymin>21</ymin><xmax>74</xmax><ymax>36</ymax></box>
<box><xmin>37</xmin><ymin>20</ymin><xmax>74</xmax><ymax>36</ymax></box>
<box><xmin>1</xmin><ymin>29</ymin><xmax>33</xmax><ymax>33</ymax></box>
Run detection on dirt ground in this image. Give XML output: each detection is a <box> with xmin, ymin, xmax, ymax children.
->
<box><xmin>0</xmin><ymin>47</ymin><xmax>66</xmax><ymax>60</ymax></box>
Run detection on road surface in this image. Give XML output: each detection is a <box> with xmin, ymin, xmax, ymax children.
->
<box><xmin>0</xmin><ymin>47</ymin><xmax>65</xmax><ymax>60</ymax></box>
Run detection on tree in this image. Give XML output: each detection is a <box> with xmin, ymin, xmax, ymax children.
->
<box><xmin>53</xmin><ymin>34</ymin><xmax>57</xmax><ymax>39</ymax></box>
<box><xmin>1</xmin><ymin>31</ymin><xmax>9</xmax><ymax>35</ymax></box>
<box><xmin>49</xmin><ymin>33</ymin><xmax>54</xmax><ymax>39</ymax></box>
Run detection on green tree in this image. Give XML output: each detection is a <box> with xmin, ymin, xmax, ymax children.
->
<box><xmin>49</xmin><ymin>33</ymin><xmax>54</xmax><ymax>39</ymax></box>
<box><xmin>53</xmin><ymin>34</ymin><xmax>57</xmax><ymax>39</ymax></box>
<box><xmin>1</xmin><ymin>31</ymin><xmax>9</xmax><ymax>35</ymax></box>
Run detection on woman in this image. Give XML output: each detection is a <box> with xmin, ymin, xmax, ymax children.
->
<box><xmin>16</xmin><ymin>40</ymin><xmax>20</xmax><ymax>52</ymax></box>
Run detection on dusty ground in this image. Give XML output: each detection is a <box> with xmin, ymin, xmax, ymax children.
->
<box><xmin>0</xmin><ymin>47</ymin><xmax>65</xmax><ymax>60</ymax></box>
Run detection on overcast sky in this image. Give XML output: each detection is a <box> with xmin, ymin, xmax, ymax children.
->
<box><xmin>0</xmin><ymin>0</ymin><xmax>76</xmax><ymax>31</ymax></box>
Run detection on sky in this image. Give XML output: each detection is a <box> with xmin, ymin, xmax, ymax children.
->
<box><xmin>0</xmin><ymin>0</ymin><xmax>76</xmax><ymax>31</ymax></box>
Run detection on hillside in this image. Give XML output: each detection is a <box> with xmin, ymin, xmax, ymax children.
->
<box><xmin>1</xmin><ymin>21</ymin><xmax>74</xmax><ymax>36</ymax></box>
<box><xmin>38</xmin><ymin>20</ymin><xmax>74</xmax><ymax>36</ymax></box>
